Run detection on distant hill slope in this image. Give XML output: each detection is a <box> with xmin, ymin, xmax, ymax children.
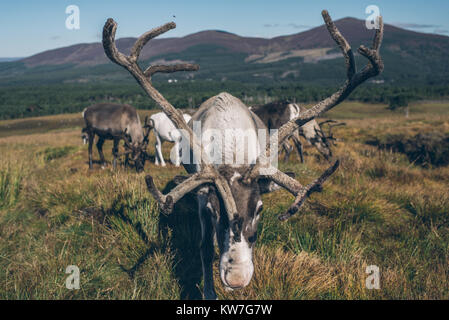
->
<box><xmin>0</xmin><ymin>57</ymin><xmax>23</xmax><ymax>62</ymax></box>
<box><xmin>1</xmin><ymin>17</ymin><xmax>449</xmax><ymax>85</ymax></box>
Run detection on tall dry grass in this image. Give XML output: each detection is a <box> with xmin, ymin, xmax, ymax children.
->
<box><xmin>0</xmin><ymin>102</ymin><xmax>448</xmax><ymax>299</ymax></box>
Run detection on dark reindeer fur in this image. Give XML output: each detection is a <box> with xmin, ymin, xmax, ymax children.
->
<box><xmin>82</xmin><ymin>103</ymin><xmax>149</xmax><ymax>171</ymax></box>
<box><xmin>102</xmin><ymin>10</ymin><xmax>384</xmax><ymax>299</ymax></box>
<box><xmin>251</xmin><ymin>101</ymin><xmax>332</xmax><ymax>162</ymax></box>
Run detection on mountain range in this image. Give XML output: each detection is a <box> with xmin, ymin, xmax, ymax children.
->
<box><xmin>1</xmin><ymin>17</ymin><xmax>449</xmax><ymax>85</ymax></box>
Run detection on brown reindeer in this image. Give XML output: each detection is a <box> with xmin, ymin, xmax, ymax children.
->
<box><xmin>82</xmin><ymin>103</ymin><xmax>151</xmax><ymax>172</ymax></box>
<box><xmin>101</xmin><ymin>10</ymin><xmax>384</xmax><ymax>299</ymax></box>
<box><xmin>250</xmin><ymin>101</ymin><xmax>333</xmax><ymax>162</ymax></box>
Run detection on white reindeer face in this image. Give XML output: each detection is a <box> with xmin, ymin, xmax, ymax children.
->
<box><xmin>212</xmin><ymin>169</ymin><xmax>263</xmax><ymax>290</ymax></box>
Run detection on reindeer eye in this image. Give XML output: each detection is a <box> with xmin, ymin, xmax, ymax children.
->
<box><xmin>256</xmin><ymin>204</ymin><xmax>263</xmax><ymax>215</ymax></box>
<box><xmin>248</xmin><ymin>232</ymin><xmax>257</xmax><ymax>243</ymax></box>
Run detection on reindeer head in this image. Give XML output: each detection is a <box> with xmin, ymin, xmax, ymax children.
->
<box><xmin>122</xmin><ymin>117</ymin><xmax>152</xmax><ymax>172</ymax></box>
<box><xmin>102</xmin><ymin>10</ymin><xmax>383</xmax><ymax>292</ymax></box>
<box><xmin>202</xmin><ymin>167</ymin><xmax>264</xmax><ymax>289</ymax></box>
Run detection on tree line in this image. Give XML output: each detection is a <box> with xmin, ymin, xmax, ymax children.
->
<box><xmin>0</xmin><ymin>81</ymin><xmax>448</xmax><ymax>120</ymax></box>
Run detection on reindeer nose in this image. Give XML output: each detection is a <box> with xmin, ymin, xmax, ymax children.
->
<box><xmin>224</xmin><ymin>271</ymin><xmax>250</xmax><ymax>289</ymax></box>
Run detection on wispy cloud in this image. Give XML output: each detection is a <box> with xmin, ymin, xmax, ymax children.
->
<box><xmin>287</xmin><ymin>23</ymin><xmax>312</xmax><ymax>29</ymax></box>
<box><xmin>393</xmin><ymin>22</ymin><xmax>449</xmax><ymax>35</ymax></box>
<box><xmin>393</xmin><ymin>22</ymin><xmax>439</xmax><ymax>29</ymax></box>
<box><xmin>263</xmin><ymin>23</ymin><xmax>312</xmax><ymax>30</ymax></box>
<box><xmin>433</xmin><ymin>28</ymin><xmax>449</xmax><ymax>34</ymax></box>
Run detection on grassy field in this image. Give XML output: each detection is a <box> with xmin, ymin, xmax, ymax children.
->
<box><xmin>0</xmin><ymin>101</ymin><xmax>448</xmax><ymax>299</ymax></box>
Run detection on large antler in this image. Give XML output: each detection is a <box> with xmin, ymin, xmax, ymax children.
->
<box><xmin>103</xmin><ymin>20</ymin><xmax>200</xmax><ymax>156</ymax></box>
<box><xmin>276</xmin><ymin>11</ymin><xmax>383</xmax><ymax>146</ymax></box>
<box><xmin>246</xmin><ymin>10</ymin><xmax>384</xmax><ymax>220</ymax></box>
<box><xmin>102</xmin><ymin>19</ymin><xmax>239</xmax><ymax>219</ymax></box>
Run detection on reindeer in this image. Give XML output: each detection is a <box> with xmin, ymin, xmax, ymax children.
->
<box><xmin>102</xmin><ymin>10</ymin><xmax>384</xmax><ymax>299</ymax></box>
<box><xmin>82</xmin><ymin>103</ymin><xmax>151</xmax><ymax>172</ymax></box>
<box><xmin>250</xmin><ymin>101</ymin><xmax>332</xmax><ymax>163</ymax></box>
<box><xmin>149</xmin><ymin>111</ymin><xmax>192</xmax><ymax>167</ymax></box>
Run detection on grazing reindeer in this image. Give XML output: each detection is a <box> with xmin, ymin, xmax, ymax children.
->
<box><xmin>149</xmin><ymin>111</ymin><xmax>192</xmax><ymax>167</ymax></box>
<box><xmin>102</xmin><ymin>9</ymin><xmax>384</xmax><ymax>299</ymax></box>
<box><xmin>82</xmin><ymin>103</ymin><xmax>151</xmax><ymax>172</ymax></box>
<box><xmin>250</xmin><ymin>101</ymin><xmax>331</xmax><ymax>162</ymax></box>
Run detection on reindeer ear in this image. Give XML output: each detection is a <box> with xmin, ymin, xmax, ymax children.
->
<box><xmin>147</xmin><ymin>118</ymin><xmax>154</xmax><ymax>129</ymax></box>
<box><xmin>258</xmin><ymin>172</ymin><xmax>295</xmax><ymax>194</ymax></box>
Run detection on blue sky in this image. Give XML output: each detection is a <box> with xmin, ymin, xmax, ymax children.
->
<box><xmin>1</xmin><ymin>0</ymin><xmax>448</xmax><ymax>57</ymax></box>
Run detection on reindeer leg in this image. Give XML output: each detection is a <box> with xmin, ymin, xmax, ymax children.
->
<box><xmin>112</xmin><ymin>138</ymin><xmax>119</xmax><ymax>170</ymax></box>
<box><xmin>154</xmin><ymin>142</ymin><xmax>159</xmax><ymax>166</ymax></box>
<box><xmin>173</xmin><ymin>139</ymin><xmax>181</xmax><ymax>167</ymax></box>
<box><xmin>155</xmin><ymin>134</ymin><xmax>166</xmax><ymax>166</ymax></box>
<box><xmin>88</xmin><ymin>132</ymin><xmax>94</xmax><ymax>169</ymax></box>
<box><xmin>197</xmin><ymin>190</ymin><xmax>217</xmax><ymax>300</ymax></box>
<box><xmin>282</xmin><ymin>142</ymin><xmax>293</xmax><ymax>163</ymax></box>
<box><xmin>291</xmin><ymin>134</ymin><xmax>304</xmax><ymax>163</ymax></box>
<box><xmin>298</xmin><ymin>143</ymin><xmax>304</xmax><ymax>163</ymax></box>
<box><xmin>125</xmin><ymin>153</ymin><xmax>129</xmax><ymax>168</ymax></box>
<box><xmin>96</xmin><ymin>137</ymin><xmax>106</xmax><ymax>168</ymax></box>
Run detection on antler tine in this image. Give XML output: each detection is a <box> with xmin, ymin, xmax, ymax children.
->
<box><xmin>103</xmin><ymin>19</ymin><xmax>242</xmax><ymax>218</ymax></box>
<box><xmin>145</xmin><ymin>173</ymin><xmax>215</xmax><ymax>215</ymax></box>
<box><xmin>250</xmin><ymin>159</ymin><xmax>339</xmax><ymax>221</ymax></box>
<box><xmin>129</xmin><ymin>22</ymin><xmax>176</xmax><ymax>62</ymax></box>
<box><xmin>372</xmin><ymin>16</ymin><xmax>384</xmax><ymax>51</ymax></box>
<box><xmin>246</xmin><ymin>10</ymin><xmax>383</xmax><ymax>217</ymax></box>
<box><xmin>117</xmin><ymin>150</ymin><xmax>133</xmax><ymax>157</ymax></box>
<box><xmin>329</xmin><ymin>121</ymin><xmax>346</xmax><ymax>128</ymax></box>
<box><xmin>314</xmin><ymin>126</ymin><xmax>326</xmax><ymax>140</ymax></box>
<box><xmin>103</xmin><ymin>19</ymin><xmax>129</xmax><ymax>66</ymax></box>
<box><xmin>321</xmin><ymin>10</ymin><xmax>356</xmax><ymax>79</ymax></box>
<box><xmin>358</xmin><ymin>16</ymin><xmax>384</xmax><ymax>76</ymax></box>
<box><xmin>318</xmin><ymin>120</ymin><xmax>345</xmax><ymax>141</ymax></box>
<box><xmin>214</xmin><ymin>176</ymin><xmax>239</xmax><ymax>221</ymax></box>
<box><xmin>102</xmin><ymin>18</ymin><xmax>210</xmax><ymax>167</ymax></box>
<box><xmin>123</xmin><ymin>139</ymin><xmax>133</xmax><ymax>150</ymax></box>
<box><xmin>278</xmin><ymin>160</ymin><xmax>340</xmax><ymax>221</ymax></box>
<box><xmin>288</xmin><ymin>12</ymin><xmax>381</xmax><ymax>139</ymax></box>
<box><xmin>328</xmin><ymin>122</ymin><xmax>346</xmax><ymax>134</ymax></box>
<box><xmin>319</xmin><ymin>119</ymin><xmax>338</xmax><ymax>127</ymax></box>
<box><xmin>273</xmin><ymin>10</ymin><xmax>384</xmax><ymax>148</ymax></box>
<box><xmin>144</xmin><ymin>64</ymin><xmax>200</xmax><ymax>80</ymax></box>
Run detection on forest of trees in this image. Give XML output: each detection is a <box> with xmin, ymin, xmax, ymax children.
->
<box><xmin>1</xmin><ymin>80</ymin><xmax>449</xmax><ymax>120</ymax></box>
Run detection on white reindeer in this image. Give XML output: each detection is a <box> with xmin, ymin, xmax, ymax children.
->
<box><xmin>149</xmin><ymin>112</ymin><xmax>192</xmax><ymax>167</ymax></box>
<box><xmin>102</xmin><ymin>10</ymin><xmax>384</xmax><ymax>299</ymax></box>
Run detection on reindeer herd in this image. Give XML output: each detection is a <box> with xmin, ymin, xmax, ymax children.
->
<box><xmin>77</xmin><ymin>10</ymin><xmax>383</xmax><ymax>299</ymax></box>
<box><xmin>82</xmin><ymin>101</ymin><xmax>343</xmax><ymax>170</ymax></box>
